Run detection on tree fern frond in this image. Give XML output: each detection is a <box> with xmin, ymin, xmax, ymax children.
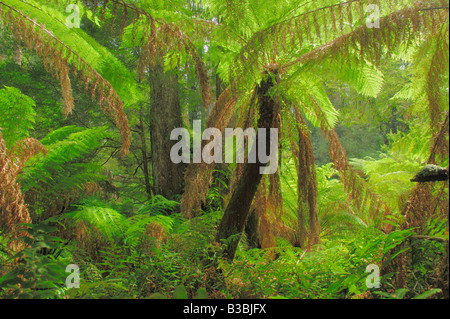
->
<box><xmin>0</xmin><ymin>0</ymin><xmax>133</xmax><ymax>155</ymax></box>
<box><xmin>64</xmin><ymin>204</ymin><xmax>128</xmax><ymax>241</ymax></box>
<box><xmin>21</xmin><ymin>126</ymin><xmax>108</xmax><ymax>187</ymax></box>
<box><xmin>328</xmin><ymin>61</ymin><xmax>385</xmax><ymax>98</ymax></box>
<box><xmin>0</xmin><ymin>86</ymin><xmax>36</xmax><ymax>149</ymax></box>
<box><xmin>320</xmin><ymin>211</ymin><xmax>368</xmax><ymax>238</ymax></box>
<box><xmin>281</xmin><ymin>1</ymin><xmax>448</xmax><ymax>72</ymax></box>
<box><xmin>125</xmin><ymin>214</ymin><xmax>176</xmax><ymax>245</ymax></box>
<box><xmin>39</xmin><ymin>125</ymin><xmax>84</xmax><ymax>145</ymax></box>
<box><xmin>280</xmin><ymin>72</ymin><xmax>340</xmax><ymax>129</ymax></box>
<box><xmin>136</xmin><ymin>195</ymin><xmax>180</xmax><ymax>216</ymax></box>
<box><xmin>19</xmin><ymin>126</ymin><xmax>109</xmax><ymax>219</ymax></box>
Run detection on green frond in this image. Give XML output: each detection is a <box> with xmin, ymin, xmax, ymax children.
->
<box><xmin>20</xmin><ymin>126</ymin><xmax>109</xmax><ymax>194</ymax></box>
<box><xmin>64</xmin><ymin>204</ymin><xmax>128</xmax><ymax>241</ymax></box>
<box><xmin>125</xmin><ymin>214</ymin><xmax>176</xmax><ymax>244</ymax></box>
<box><xmin>0</xmin><ymin>86</ymin><xmax>36</xmax><ymax>148</ymax></box>
<box><xmin>350</xmin><ymin>155</ymin><xmax>422</xmax><ymax>212</ymax></box>
<box><xmin>136</xmin><ymin>195</ymin><xmax>181</xmax><ymax>216</ymax></box>
<box><xmin>39</xmin><ymin>125</ymin><xmax>84</xmax><ymax>145</ymax></box>
<box><xmin>0</xmin><ymin>0</ymin><xmax>136</xmax><ymax>154</ymax></box>
<box><xmin>327</xmin><ymin>60</ymin><xmax>385</xmax><ymax>98</ymax></box>
<box><xmin>320</xmin><ymin>211</ymin><xmax>368</xmax><ymax>238</ymax></box>
<box><xmin>281</xmin><ymin>71</ymin><xmax>340</xmax><ymax>129</ymax></box>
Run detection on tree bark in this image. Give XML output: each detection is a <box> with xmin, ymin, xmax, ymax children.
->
<box><xmin>244</xmin><ymin>208</ymin><xmax>260</xmax><ymax>249</ymax></box>
<box><xmin>138</xmin><ymin>105</ymin><xmax>152</xmax><ymax>199</ymax></box>
<box><xmin>149</xmin><ymin>64</ymin><xmax>186</xmax><ymax>199</ymax></box>
<box><xmin>296</xmin><ymin>111</ymin><xmax>321</xmax><ymax>248</ymax></box>
<box><xmin>215</xmin><ymin>72</ymin><xmax>279</xmax><ymax>261</ymax></box>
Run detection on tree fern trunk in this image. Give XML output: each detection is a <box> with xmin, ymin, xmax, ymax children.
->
<box><xmin>149</xmin><ymin>64</ymin><xmax>185</xmax><ymax>200</ymax></box>
<box><xmin>215</xmin><ymin>72</ymin><xmax>278</xmax><ymax>261</ymax></box>
<box><xmin>296</xmin><ymin>112</ymin><xmax>321</xmax><ymax>248</ymax></box>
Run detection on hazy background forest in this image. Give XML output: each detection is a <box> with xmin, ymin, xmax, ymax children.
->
<box><xmin>0</xmin><ymin>0</ymin><xmax>448</xmax><ymax>301</ymax></box>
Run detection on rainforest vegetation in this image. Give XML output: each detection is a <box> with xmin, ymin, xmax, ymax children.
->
<box><xmin>0</xmin><ymin>0</ymin><xmax>448</xmax><ymax>301</ymax></box>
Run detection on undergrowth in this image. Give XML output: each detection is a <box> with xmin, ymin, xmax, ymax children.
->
<box><xmin>0</xmin><ymin>194</ymin><xmax>445</xmax><ymax>299</ymax></box>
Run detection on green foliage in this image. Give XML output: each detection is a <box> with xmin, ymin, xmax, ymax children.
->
<box><xmin>327</xmin><ymin>61</ymin><xmax>385</xmax><ymax>99</ymax></box>
<box><xmin>0</xmin><ymin>0</ymin><xmax>448</xmax><ymax>301</ymax></box>
<box><xmin>1</xmin><ymin>0</ymin><xmax>141</xmax><ymax>105</ymax></box>
<box><xmin>136</xmin><ymin>195</ymin><xmax>181</xmax><ymax>216</ymax></box>
<box><xmin>350</xmin><ymin>155</ymin><xmax>421</xmax><ymax>213</ymax></box>
<box><xmin>0</xmin><ymin>222</ymin><xmax>69</xmax><ymax>299</ymax></box>
<box><xmin>374</xmin><ymin>288</ymin><xmax>442</xmax><ymax>299</ymax></box>
<box><xmin>221</xmin><ymin>227</ymin><xmax>386</xmax><ymax>299</ymax></box>
<box><xmin>281</xmin><ymin>160</ymin><xmax>366</xmax><ymax>238</ymax></box>
<box><xmin>0</xmin><ymin>86</ymin><xmax>36</xmax><ymax>148</ymax></box>
<box><xmin>65</xmin><ymin>203</ymin><xmax>128</xmax><ymax>242</ymax></box>
<box><xmin>20</xmin><ymin>126</ymin><xmax>108</xmax><ymax>198</ymax></box>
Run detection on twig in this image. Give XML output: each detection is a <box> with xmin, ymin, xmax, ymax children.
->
<box><xmin>296</xmin><ymin>249</ymin><xmax>308</xmax><ymax>265</ymax></box>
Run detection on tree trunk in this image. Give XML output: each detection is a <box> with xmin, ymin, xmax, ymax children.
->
<box><xmin>149</xmin><ymin>64</ymin><xmax>185</xmax><ymax>199</ymax></box>
<box><xmin>138</xmin><ymin>105</ymin><xmax>152</xmax><ymax>199</ymax></box>
<box><xmin>244</xmin><ymin>208</ymin><xmax>260</xmax><ymax>249</ymax></box>
<box><xmin>296</xmin><ymin>111</ymin><xmax>321</xmax><ymax>248</ymax></box>
<box><xmin>215</xmin><ymin>72</ymin><xmax>279</xmax><ymax>261</ymax></box>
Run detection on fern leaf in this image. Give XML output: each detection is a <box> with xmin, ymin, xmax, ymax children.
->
<box><xmin>0</xmin><ymin>0</ymin><xmax>135</xmax><ymax>155</ymax></box>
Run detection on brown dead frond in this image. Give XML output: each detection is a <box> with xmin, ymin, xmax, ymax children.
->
<box><xmin>0</xmin><ymin>133</ymin><xmax>31</xmax><ymax>252</ymax></box>
<box><xmin>180</xmin><ymin>89</ymin><xmax>237</xmax><ymax>218</ymax></box>
<box><xmin>8</xmin><ymin>137</ymin><xmax>47</xmax><ymax>169</ymax></box>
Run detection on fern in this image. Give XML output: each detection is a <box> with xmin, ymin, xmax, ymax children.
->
<box><xmin>18</xmin><ymin>126</ymin><xmax>109</xmax><ymax>219</ymax></box>
<box><xmin>125</xmin><ymin>214</ymin><xmax>176</xmax><ymax>246</ymax></box>
<box><xmin>0</xmin><ymin>0</ymin><xmax>136</xmax><ymax>154</ymax></box>
<box><xmin>350</xmin><ymin>155</ymin><xmax>422</xmax><ymax>213</ymax></box>
<box><xmin>136</xmin><ymin>195</ymin><xmax>181</xmax><ymax>216</ymax></box>
<box><xmin>64</xmin><ymin>203</ymin><xmax>128</xmax><ymax>241</ymax></box>
<box><xmin>327</xmin><ymin>60</ymin><xmax>385</xmax><ymax>98</ymax></box>
<box><xmin>125</xmin><ymin>196</ymin><xmax>181</xmax><ymax>246</ymax></box>
<box><xmin>20</xmin><ymin>126</ymin><xmax>108</xmax><ymax>191</ymax></box>
<box><xmin>0</xmin><ymin>86</ymin><xmax>36</xmax><ymax>148</ymax></box>
<box><xmin>280</xmin><ymin>71</ymin><xmax>340</xmax><ymax>129</ymax></box>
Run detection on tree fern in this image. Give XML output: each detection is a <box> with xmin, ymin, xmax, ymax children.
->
<box><xmin>0</xmin><ymin>86</ymin><xmax>36</xmax><ymax>148</ymax></box>
<box><xmin>124</xmin><ymin>214</ymin><xmax>176</xmax><ymax>246</ymax></box>
<box><xmin>136</xmin><ymin>195</ymin><xmax>181</xmax><ymax>216</ymax></box>
<box><xmin>326</xmin><ymin>60</ymin><xmax>385</xmax><ymax>98</ymax></box>
<box><xmin>279</xmin><ymin>71</ymin><xmax>340</xmax><ymax>129</ymax></box>
<box><xmin>350</xmin><ymin>156</ymin><xmax>421</xmax><ymax>213</ymax></box>
<box><xmin>19</xmin><ymin>126</ymin><xmax>109</xmax><ymax>219</ymax></box>
<box><xmin>63</xmin><ymin>203</ymin><xmax>128</xmax><ymax>242</ymax></box>
<box><xmin>0</xmin><ymin>0</ymin><xmax>138</xmax><ymax>154</ymax></box>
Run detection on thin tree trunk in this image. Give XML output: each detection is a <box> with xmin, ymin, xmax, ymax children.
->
<box><xmin>149</xmin><ymin>64</ymin><xmax>186</xmax><ymax>199</ymax></box>
<box><xmin>215</xmin><ymin>72</ymin><xmax>279</xmax><ymax>261</ymax></box>
<box><xmin>139</xmin><ymin>105</ymin><xmax>152</xmax><ymax>199</ymax></box>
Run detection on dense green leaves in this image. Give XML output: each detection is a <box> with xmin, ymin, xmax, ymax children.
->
<box><xmin>0</xmin><ymin>0</ymin><xmax>448</xmax><ymax>300</ymax></box>
<box><xmin>20</xmin><ymin>126</ymin><xmax>108</xmax><ymax>193</ymax></box>
<box><xmin>0</xmin><ymin>86</ymin><xmax>36</xmax><ymax>148</ymax></box>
